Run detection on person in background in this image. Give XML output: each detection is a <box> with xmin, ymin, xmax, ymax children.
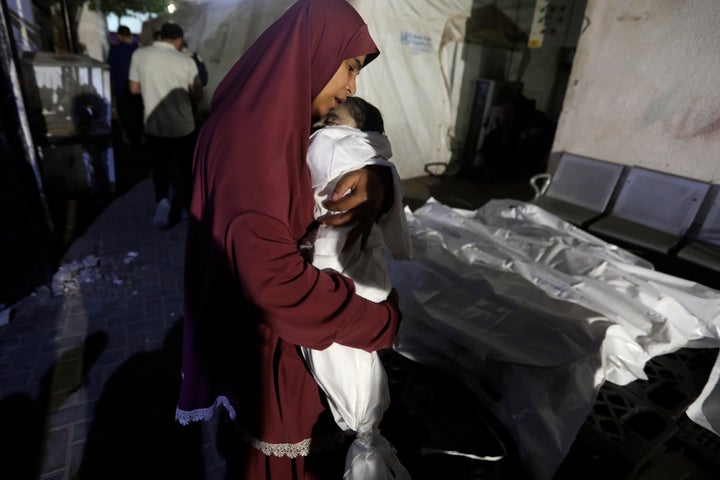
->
<box><xmin>181</xmin><ymin>38</ymin><xmax>208</xmax><ymax>88</ymax></box>
<box><xmin>174</xmin><ymin>1</ymin><xmax>401</xmax><ymax>478</ymax></box>
<box><xmin>181</xmin><ymin>38</ymin><xmax>208</xmax><ymax>126</ymax></box>
<box><xmin>129</xmin><ymin>22</ymin><xmax>202</xmax><ymax>229</ymax></box>
<box><xmin>107</xmin><ymin>25</ymin><xmax>143</xmax><ymax>149</ymax></box>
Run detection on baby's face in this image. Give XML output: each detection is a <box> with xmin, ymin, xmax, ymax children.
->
<box><xmin>312</xmin><ymin>103</ymin><xmax>357</xmax><ymax>129</ymax></box>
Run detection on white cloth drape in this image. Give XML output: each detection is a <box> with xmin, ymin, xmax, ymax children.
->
<box><xmin>302</xmin><ymin>126</ymin><xmax>412</xmax><ymax>479</ymax></box>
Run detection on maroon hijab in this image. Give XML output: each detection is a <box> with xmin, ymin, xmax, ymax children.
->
<box><xmin>194</xmin><ymin>0</ymin><xmax>379</xmax><ymax>238</ymax></box>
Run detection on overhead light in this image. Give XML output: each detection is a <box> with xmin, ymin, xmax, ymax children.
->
<box><xmin>167</xmin><ymin>3</ymin><xmax>177</xmax><ymax>14</ymax></box>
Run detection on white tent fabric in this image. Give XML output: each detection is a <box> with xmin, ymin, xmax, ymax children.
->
<box><xmin>388</xmin><ymin>198</ymin><xmax>720</xmax><ymax>480</ymax></box>
<box><xmin>142</xmin><ymin>0</ymin><xmax>531</xmax><ymax>179</ymax></box>
<box><xmin>351</xmin><ymin>0</ymin><xmax>472</xmax><ymax>179</ymax></box>
<box><xmin>353</xmin><ymin>0</ymin><xmax>530</xmax><ymax>179</ymax></box>
<box><xmin>141</xmin><ymin>0</ymin><xmax>296</xmax><ymax>102</ymax></box>
<box><xmin>77</xmin><ymin>2</ymin><xmax>110</xmax><ymax>61</ymax></box>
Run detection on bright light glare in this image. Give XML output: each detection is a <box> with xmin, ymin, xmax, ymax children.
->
<box><xmin>167</xmin><ymin>3</ymin><xmax>177</xmax><ymax>14</ymax></box>
<box><xmin>107</xmin><ymin>12</ymin><xmax>151</xmax><ymax>34</ymax></box>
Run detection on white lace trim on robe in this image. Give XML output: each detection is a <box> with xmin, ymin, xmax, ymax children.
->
<box><xmin>249</xmin><ymin>437</ymin><xmax>312</xmax><ymax>458</ymax></box>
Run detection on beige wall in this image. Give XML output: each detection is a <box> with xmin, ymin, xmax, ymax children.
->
<box><xmin>552</xmin><ymin>0</ymin><xmax>720</xmax><ymax>182</ymax></box>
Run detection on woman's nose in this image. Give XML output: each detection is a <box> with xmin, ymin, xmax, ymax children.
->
<box><xmin>347</xmin><ymin>77</ymin><xmax>357</xmax><ymax>96</ymax></box>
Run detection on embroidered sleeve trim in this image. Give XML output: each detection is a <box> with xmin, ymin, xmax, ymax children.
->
<box><xmin>175</xmin><ymin>395</ymin><xmax>236</xmax><ymax>425</ymax></box>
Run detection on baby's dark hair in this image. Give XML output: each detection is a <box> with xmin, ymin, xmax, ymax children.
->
<box><xmin>345</xmin><ymin>96</ymin><xmax>384</xmax><ymax>133</ymax></box>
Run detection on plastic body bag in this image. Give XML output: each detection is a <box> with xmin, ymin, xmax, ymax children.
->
<box><xmin>388</xmin><ymin>198</ymin><xmax>720</xmax><ymax>480</ymax></box>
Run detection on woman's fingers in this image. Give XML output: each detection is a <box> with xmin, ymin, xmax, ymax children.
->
<box><xmin>324</xmin><ymin>169</ymin><xmax>383</xmax><ymax>212</ymax></box>
<box><xmin>321</xmin><ymin>167</ymin><xmax>386</xmax><ymax>250</ymax></box>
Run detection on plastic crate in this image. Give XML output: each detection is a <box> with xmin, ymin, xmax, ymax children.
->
<box><xmin>558</xmin><ymin>349</ymin><xmax>719</xmax><ymax>479</ymax></box>
<box><xmin>623</xmin><ymin>348</ymin><xmax>718</xmax><ymax>419</ymax></box>
<box><xmin>558</xmin><ymin>382</ymin><xmax>678</xmax><ymax>479</ymax></box>
<box><xmin>674</xmin><ymin>415</ymin><xmax>720</xmax><ymax>471</ymax></box>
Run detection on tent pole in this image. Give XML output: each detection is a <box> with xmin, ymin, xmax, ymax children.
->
<box><xmin>60</xmin><ymin>0</ymin><xmax>77</xmax><ymax>53</ymax></box>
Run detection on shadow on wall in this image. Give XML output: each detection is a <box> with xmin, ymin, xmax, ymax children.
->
<box><xmin>0</xmin><ymin>52</ymin><xmax>56</xmax><ymax>305</ymax></box>
<box><xmin>17</xmin><ymin>55</ymin><xmax>117</xmax><ymax>260</ymax></box>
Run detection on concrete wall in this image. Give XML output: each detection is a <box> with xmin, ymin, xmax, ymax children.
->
<box><xmin>552</xmin><ymin>0</ymin><xmax>720</xmax><ymax>182</ymax></box>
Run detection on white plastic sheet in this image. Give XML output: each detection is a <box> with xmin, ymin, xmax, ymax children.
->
<box><xmin>388</xmin><ymin>198</ymin><xmax>720</xmax><ymax>480</ymax></box>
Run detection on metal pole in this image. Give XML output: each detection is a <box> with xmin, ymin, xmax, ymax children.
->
<box><xmin>60</xmin><ymin>0</ymin><xmax>76</xmax><ymax>53</ymax></box>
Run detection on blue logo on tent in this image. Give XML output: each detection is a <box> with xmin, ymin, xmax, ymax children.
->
<box><xmin>400</xmin><ymin>31</ymin><xmax>432</xmax><ymax>55</ymax></box>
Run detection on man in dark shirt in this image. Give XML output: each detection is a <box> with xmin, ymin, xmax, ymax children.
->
<box><xmin>108</xmin><ymin>25</ymin><xmax>143</xmax><ymax>149</ymax></box>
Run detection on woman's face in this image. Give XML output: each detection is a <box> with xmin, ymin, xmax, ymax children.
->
<box><xmin>311</xmin><ymin>55</ymin><xmax>366</xmax><ymax>117</ymax></box>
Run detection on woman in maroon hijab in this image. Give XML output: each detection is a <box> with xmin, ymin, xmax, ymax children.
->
<box><xmin>175</xmin><ymin>1</ymin><xmax>401</xmax><ymax>478</ymax></box>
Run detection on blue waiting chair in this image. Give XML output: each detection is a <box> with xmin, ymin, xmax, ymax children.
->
<box><xmin>586</xmin><ymin>167</ymin><xmax>710</xmax><ymax>255</ymax></box>
<box><xmin>531</xmin><ymin>153</ymin><xmax>626</xmax><ymax>227</ymax></box>
<box><xmin>675</xmin><ymin>184</ymin><xmax>720</xmax><ymax>273</ymax></box>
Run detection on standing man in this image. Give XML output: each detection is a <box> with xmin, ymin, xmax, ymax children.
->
<box><xmin>129</xmin><ymin>22</ymin><xmax>202</xmax><ymax>229</ymax></box>
<box><xmin>108</xmin><ymin>25</ymin><xmax>143</xmax><ymax>149</ymax></box>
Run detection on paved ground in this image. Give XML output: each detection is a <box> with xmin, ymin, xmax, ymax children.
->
<box><xmin>2</xmin><ymin>172</ymin><xmax>720</xmax><ymax>480</ymax></box>
<box><xmin>0</xmin><ymin>178</ymin><xmax>226</xmax><ymax>479</ymax></box>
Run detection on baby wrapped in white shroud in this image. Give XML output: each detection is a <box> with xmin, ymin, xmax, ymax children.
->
<box><xmin>301</xmin><ymin>125</ymin><xmax>413</xmax><ymax>479</ymax></box>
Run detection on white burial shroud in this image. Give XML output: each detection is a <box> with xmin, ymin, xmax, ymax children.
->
<box><xmin>302</xmin><ymin>125</ymin><xmax>412</xmax><ymax>479</ymax></box>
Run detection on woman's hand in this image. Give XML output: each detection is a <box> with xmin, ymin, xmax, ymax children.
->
<box><xmin>322</xmin><ymin>166</ymin><xmax>391</xmax><ymax>250</ymax></box>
